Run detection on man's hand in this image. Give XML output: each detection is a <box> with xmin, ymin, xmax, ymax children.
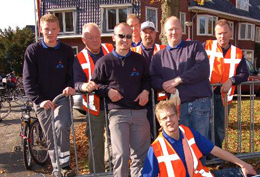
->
<box><xmin>134</xmin><ymin>90</ymin><xmax>149</xmax><ymax>106</ymax></box>
<box><xmin>40</xmin><ymin>100</ymin><xmax>55</xmax><ymax>110</ymax></box>
<box><xmin>240</xmin><ymin>163</ymin><xmax>257</xmax><ymax>177</ymax></box>
<box><xmin>221</xmin><ymin>79</ymin><xmax>232</xmax><ymax>93</ymax></box>
<box><xmin>81</xmin><ymin>81</ymin><xmax>99</xmax><ymax>93</ymax></box>
<box><xmin>162</xmin><ymin>77</ymin><xmax>182</xmax><ymax>94</ymax></box>
<box><xmin>108</xmin><ymin>89</ymin><xmax>123</xmax><ymax>102</ymax></box>
<box><xmin>63</xmin><ymin>87</ymin><xmax>75</xmax><ymax>97</ymax></box>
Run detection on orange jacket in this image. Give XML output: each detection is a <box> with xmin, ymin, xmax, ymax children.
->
<box><xmin>76</xmin><ymin>43</ymin><xmax>113</xmax><ymax>115</ymax></box>
<box><xmin>152</xmin><ymin>125</ymin><xmax>214</xmax><ymax>177</ymax></box>
<box><xmin>131</xmin><ymin>44</ymin><xmax>165</xmax><ymax>54</ymax></box>
<box><xmin>204</xmin><ymin>40</ymin><xmax>243</xmax><ymax>104</ymax></box>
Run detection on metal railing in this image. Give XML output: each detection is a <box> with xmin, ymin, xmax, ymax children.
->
<box><xmin>206</xmin><ymin>80</ymin><xmax>260</xmax><ymax>165</ymax></box>
<box><xmin>51</xmin><ymin>81</ymin><xmax>260</xmax><ymax>175</ymax></box>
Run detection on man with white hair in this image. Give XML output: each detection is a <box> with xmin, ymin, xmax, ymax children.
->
<box><xmin>73</xmin><ymin>23</ymin><xmax>113</xmax><ymax>173</ymax></box>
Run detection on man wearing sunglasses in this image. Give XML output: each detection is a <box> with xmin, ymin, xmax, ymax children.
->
<box><xmin>73</xmin><ymin>23</ymin><xmax>113</xmax><ymax>173</ymax></box>
<box><xmin>92</xmin><ymin>22</ymin><xmax>151</xmax><ymax>177</ymax></box>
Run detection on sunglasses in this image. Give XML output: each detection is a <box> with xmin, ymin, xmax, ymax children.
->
<box><xmin>115</xmin><ymin>34</ymin><xmax>132</xmax><ymax>39</ymax></box>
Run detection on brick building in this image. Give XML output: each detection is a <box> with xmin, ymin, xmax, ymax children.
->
<box><xmin>36</xmin><ymin>0</ymin><xmax>260</xmax><ymax>67</ymax></box>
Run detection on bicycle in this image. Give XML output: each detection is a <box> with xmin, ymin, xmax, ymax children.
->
<box><xmin>0</xmin><ymin>87</ymin><xmax>11</xmax><ymax>120</ymax></box>
<box><xmin>19</xmin><ymin>98</ymin><xmax>49</xmax><ymax>169</ymax></box>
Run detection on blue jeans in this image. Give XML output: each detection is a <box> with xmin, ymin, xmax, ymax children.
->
<box><xmin>213</xmin><ymin>94</ymin><xmax>231</xmax><ymax>148</ymax></box>
<box><xmin>180</xmin><ymin>97</ymin><xmax>211</xmax><ymax>139</ymax></box>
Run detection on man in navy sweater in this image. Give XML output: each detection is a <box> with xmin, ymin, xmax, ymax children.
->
<box><xmin>23</xmin><ymin>14</ymin><xmax>75</xmax><ymax>177</ymax></box>
<box><xmin>92</xmin><ymin>22</ymin><xmax>151</xmax><ymax>177</ymax></box>
<box><xmin>150</xmin><ymin>16</ymin><xmax>212</xmax><ymax>141</ymax></box>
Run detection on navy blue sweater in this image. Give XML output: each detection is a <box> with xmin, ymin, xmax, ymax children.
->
<box><xmin>23</xmin><ymin>40</ymin><xmax>74</xmax><ymax>104</ymax></box>
<box><xmin>150</xmin><ymin>40</ymin><xmax>212</xmax><ymax>103</ymax></box>
<box><xmin>92</xmin><ymin>51</ymin><xmax>151</xmax><ymax>110</ymax></box>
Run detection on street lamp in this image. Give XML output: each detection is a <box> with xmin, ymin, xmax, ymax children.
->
<box><xmin>185</xmin><ymin>21</ymin><xmax>193</xmax><ymax>40</ymax></box>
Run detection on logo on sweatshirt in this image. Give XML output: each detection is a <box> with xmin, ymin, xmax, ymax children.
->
<box><xmin>56</xmin><ymin>60</ymin><xmax>64</xmax><ymax>69</ymax></box>
<box><xmin>130</xmin><ymin>67</ymin><xmax>139</xmax><ymax>76</ymax></box>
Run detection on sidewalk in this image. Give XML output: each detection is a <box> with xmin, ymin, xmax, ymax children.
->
<box><xmin>0</xmin><ymin>103</ymin><xmax>85</xmax><ymax>177</ymax></box>
<box><xmin>0</xmin><ymin>103</ymin><xmax>53</xmax><ymax>177</ymax></box>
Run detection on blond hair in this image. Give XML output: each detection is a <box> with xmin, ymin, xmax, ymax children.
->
<box><xmin>155</xmin><ymin>100</ymin><xmax>178</xmax><ymax>121</ymax></box>
<box><xmin>126</xmin><ymin>14</ymin><xmax>140</xmax><ymax>23</ymax></box>
<box><xmin>40</xmin><ymin>14</ymin><xmax>59</xmax><ymax>25</ymax></box>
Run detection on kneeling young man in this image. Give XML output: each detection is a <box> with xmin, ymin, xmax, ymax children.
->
<box><xmin>142</xmin><ymin>99</ymin><xmax>257</xmax><ymax>177</ymax></box>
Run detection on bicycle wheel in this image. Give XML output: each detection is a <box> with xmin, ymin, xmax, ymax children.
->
<box><xmin>29</xmin><ymin>120</ymin><xmax>49</xmax><ymax>165</ymax></box>
<box><xmin>0</xmin><ymin>100</ymin><xmax>11</xmax><ymax>119</ymax></box>
<box><xmin>23</xmin><ymin>124</ymin><xmax>32</xmax><ymax>169</ymax></box>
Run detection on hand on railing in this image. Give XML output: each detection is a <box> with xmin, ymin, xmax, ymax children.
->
<box><xmin>81</xmin><ymin>81</ymin><xmax>99</xmax><ymax>93</ymax></box>
<box><xmin>62</xmin><ymin>86</ymin><xmax>75</xmax><ymax>97</ymax></box>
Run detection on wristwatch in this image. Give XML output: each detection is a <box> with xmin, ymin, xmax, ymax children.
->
<box><xmin>230</xmin><ymin>77</ymin><xmax>235</xmax><ymax>84</ymax></box>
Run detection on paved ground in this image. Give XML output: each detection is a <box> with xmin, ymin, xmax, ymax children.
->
<box><xmin>0</xmin><ymin>102</ymin><xmax>85</xmax><ymax>177</ymax></box>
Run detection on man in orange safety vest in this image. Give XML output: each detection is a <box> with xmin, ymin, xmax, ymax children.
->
<box><xmin>73</xmin><ymin>23</ymin><xmax>113</xmax><ymax>173</ymax></box>
<box><xmin>204</xmin><ymin>19</ymin><xmax>249</xmax><ymax>148</ymax></box>
<box><xmin>142</xmin><ymin>99</ymin><xmax>256</xmax><ymax>177</ymax></box>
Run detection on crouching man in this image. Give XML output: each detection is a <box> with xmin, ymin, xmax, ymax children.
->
<box><xmin>142</xmin><ymin>99</ymin><xmax>257</xmax><ymax>177</ymax></box>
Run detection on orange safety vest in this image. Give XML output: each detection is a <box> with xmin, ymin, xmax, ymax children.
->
<box><xmin>204</xmin><ymin>40</ymin><xmax>242</xmax><ymax>105</ymax></box>
<box><xmin>76</xmin><ymin>43</ymin><xmax>114</xmax><ymax>115</ymax></box>
<box><xmin>152</xmin><ymin>125</ymin><xmax>214</xmax><ymax>177</ymax></box>
<box><xmin>131</xmin><ymin>43</ymin><xmax>166</xmax><ymax>55</ymax></box>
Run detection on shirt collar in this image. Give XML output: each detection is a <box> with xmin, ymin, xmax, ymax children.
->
<box><xmin>167</xmin><ymin>39</ymin><xmax>184</xmax><ymax>51</ymax></box>
<box><xmin>41</xmin><ymin>39</ymin><xmax>60</xmax><ymax>49</ymax></box>
<box><xmin>86</xmin><ymin>46</ymin><xmax>103</xmax><ymax>58</ymax></box>
<box><xmin>162</xmin><ymin>128</ymin><xmax>183</xmax><ymax>144</ymax></box>
<box><xmin>141</xmin><ymin>43</ymin><xmax>155</xmax><ymax>51</ymax></box>
<box><xmin>131</xmin><ymin>40</ymin><xmax>142</xmax><ymax>47</ymax></box>
<box><xmin>112</xmin><ymin>49</ymin><xmax>131</xmax><ymax>60</ymax></box>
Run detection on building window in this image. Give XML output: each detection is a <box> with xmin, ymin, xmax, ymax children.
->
<box><xmin>236</xmin><ymin>0</ymin><xmax>249</xmax><ymax>11</ymax></box>
<box><xmin>48</xmin><ymin>8</ymin><xmax>76</xmax><ymax>34</ymax></box>
<box><xmin>255</xmin><ymin>27</ymin><xmax>260</xmax><ymax>43</ymax></box>
<box><xmin>197</xmin><ymin>15</ymin><xmax>217</xmax><ymax>36</ymax></box>
<box><xmin>145</xmin><ymin>7</ymin><xmax>158</xmax><ymax>31</ymax></box>
<box><xmin>239</xmin><ymin>23</ymin><xmax>255</xmax><ymax>40</ymax></box>
<box><xmin>228</xmin><ymin>21</ymin><xmax>234</xmax><ymax>40</ymax></box>
<box><xmin>100</xmin><ymin>4</ymin><xmax>132</xmax><ymax>33</ymax></box>
<box><xmin>180</xmin><ymin>12</ymin><xmax>186</xmax><ymax>35</ymax></box>
<box><xmin>242</xmin><ymin>50</ymin><xmax>254</xmax><ymax>64</ymax></box>
<box><xmin>72</xmin><ymin>46</ymin><xmax>78</xmax><ymax>56</ymax></box>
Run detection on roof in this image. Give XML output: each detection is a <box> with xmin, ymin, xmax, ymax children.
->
<box><xmin>189</xmin><ymin>0</ymin><xmax>260</xmax><ymax>22</ymax></box>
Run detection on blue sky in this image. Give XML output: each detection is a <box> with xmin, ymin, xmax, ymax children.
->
<box><xmin>0</xmin><ymin>0</ymin><xmax>35</xmax><ymax>30</ymax></box>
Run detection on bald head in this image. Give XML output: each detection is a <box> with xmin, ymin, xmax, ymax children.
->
<box><xmin>113</xmin><ymin>23</ymin><xmax>132</xmax><ymax>55</ymax></box>
<box><xmin>164</xmin><ymin>16</ymin><xmax>183</xmax><ymax>48</ymax></box>
<box><xmin>82</xmin><ymin>23</ymin><xmax>101</xmax><ymax>54</ymax></box>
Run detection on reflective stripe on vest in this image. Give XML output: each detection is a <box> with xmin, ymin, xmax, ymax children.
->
<box><xmin>205</xmin><ymin>40</ymin><xmax>242</xmax><ymax>104</ymax></box>
<box><xmin>77</xmin><ymin>44</ymin><xmax>113</xmax><ymax>115</ymax></box>
<box><xmin>152</xmin><ymin>125</ymin><xmax>214</xmax><ymax>177</ymax></box>
<box><xmin>131</xmin><ymin>43</ymin><xmax>165</xmax><ymax>55</ymax></box>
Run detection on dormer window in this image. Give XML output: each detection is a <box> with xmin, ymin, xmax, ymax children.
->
<box><xmin>48</xmin><ymin>8</ymin><xmax>77</xmax><ymax>34</ymax></box>
<box><xmin>236</xmin><ymin>0</ymin><xmax>249</xmax><ymax>11</ymax></box>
